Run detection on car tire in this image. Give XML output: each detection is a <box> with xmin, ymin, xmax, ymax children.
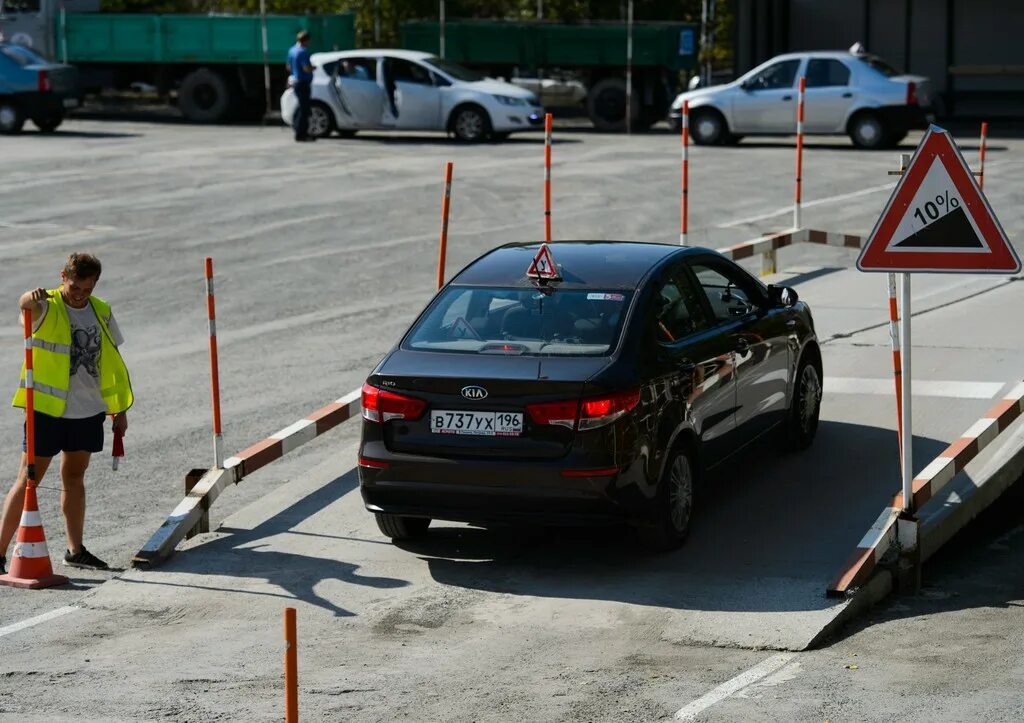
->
<box><xmin>690</xmin><ymin>108</ymin><xmax>730</xmax><ymax>145</ymax></box>
<box><xmin>178</xmin><ymin>68</ymin><xmax>231</xmax><ymax>123</ymax></box>
<box><xmin>637</xmin><ymin>445</ymin><xmax>695</xmax><ymax>552</ymax></box>
<box><xmin>375</xmin><ymin>513</ymin><xmax>431</xmax><ymax>541</ymax></box>
<box><xmin>32</xmin><ymin>115</ymin><xmax>63</xmax><ymax>133</ymax></box>
<box><xmin>0</xmin><ymin>100</ymin><xmax>24</xmax><ymax>134</ymax></box>
<box><xmin>848</xmin><ymin>111</ymin><xmax>889</xmax><ymax>150</ymax></box>
<box><xmin>450</xmin><ymin>105</ymin><xmax>491</xmax><ymax>142</ymax></box>
<box><xmin>785</xmin><ymin>353</ymin><xmax>823</xmax><ymax>451</ymax></box>
<box><xmin>305</xmin><ymin>101</ymin><xmax>335</xmax><ymax>138</ymax></box>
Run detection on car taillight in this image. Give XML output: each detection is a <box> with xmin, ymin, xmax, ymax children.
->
<box><xmin>361</xmin><ymin>382</ymin><xmax>426</xmax><ymax>422</ymax></box>
<box><xmin>906</xmin><ymin>81</ymin><xmax>917</xmax><ymax>106</ymax></box>
<box><xmin>527</xmin><ymin>389</ymin><xmax>640</xmax><ymax>431</ymax></box>
<box><xmin>38</xmin><ymin>70</ymin><xmax>50</xmax><ymax>92</ymax></box>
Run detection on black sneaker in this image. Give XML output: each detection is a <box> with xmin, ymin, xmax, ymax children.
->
<box><xmin>63</xmin><ymin>547</ymin><xmax>108</xmax><ymax>571</ymax></box>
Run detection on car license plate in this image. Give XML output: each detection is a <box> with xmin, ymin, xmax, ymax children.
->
<box><xmin>62</xmin><ymin>98</ymin><xmax>79</xmax><ymax>108</ymax></box>
<box><xmin>431</xmin><ymin>410</ymin><xmax>523</xmax><ymax>437</ymax></box>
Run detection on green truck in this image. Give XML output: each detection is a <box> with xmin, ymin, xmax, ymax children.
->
<box><xmin>0</xmin><ymin>0</ymin><xmax>354</xmax><ymax>121</ymax></box>
<box><xmin>401</xmin><ymin>20</ymin><xmax>698</xmax><ymax>131</ymax></box>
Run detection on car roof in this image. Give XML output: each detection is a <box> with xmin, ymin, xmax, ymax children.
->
<box><xmin>450</xmin><ymin>241</ymin><xmax>705</xmax><ymax>290</ymax></box>
<box><xmin>767</xmin><ymin>50</ymin><xmax>865</xmax><ymax>62</ymax></box>
<box><xmin>310</xmin><ymin>48</ymin><xmax>434</xmax><ymax>65</ymax></box>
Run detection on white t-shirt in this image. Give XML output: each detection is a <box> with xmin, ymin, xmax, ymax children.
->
<box><xmin>26</xmin><ymin>302</ymin><xmax>125</xmax><ymax>419</ymax></box>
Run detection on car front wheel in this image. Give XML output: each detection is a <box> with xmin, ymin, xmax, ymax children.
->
<box><xmin>375</xmin><ymin>513</ymin><xmax>431</xmax><ymax>541</ymax></box>
<box><xmin>451</xmin><ymin>105</ymin><xmax>490</xmax><ymax>142</ymax></box>
<box><xmin>690</xmin><ymin>109</ymin><xmax>730</xmax><ymax>145</ymax></box>
<box><xmin>0</xmin><ymin>100</ymin><xmax>24</xmax><ymax>134</ymax></box>
<box><xmin>638</xmin><ymin>446</ymin><xmax>695</xmax><ymax>551</ymax></box>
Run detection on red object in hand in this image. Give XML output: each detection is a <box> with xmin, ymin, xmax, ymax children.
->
<box><xmin>112</xmin><ymin>425</ymin><xmax>124</xmax><ymax>471</ymax></box>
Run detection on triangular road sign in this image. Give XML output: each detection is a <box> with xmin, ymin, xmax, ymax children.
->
<box><xmin>527</xmin><ymin>243</ymin><xmax>561</xmax><ymax>280</ymax></box>
<box><xmin>857</xmin><ymin>125</ymin><xmax>1021</xmax><ymax>274</ymax></box>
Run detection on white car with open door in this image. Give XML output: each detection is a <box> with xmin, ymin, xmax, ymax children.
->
<box><xmin>281</xmin><ymin>49</ymin><xmax>545</xmax><ymax>141</ymax></box>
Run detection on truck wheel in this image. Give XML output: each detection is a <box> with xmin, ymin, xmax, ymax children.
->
<box><xmin>375</xmin><ymin>513</ymin><xmax>431</xmax><ymax>541</ymax></box>
<box><xmin>0</xmin><ymin>100</ymin><xmax>24</xmax><ymax>134</ymax></box>
<box><xmin>306</xmin><ymin>101</ymin><xmax>335</xmax><ymax>138</ymax></box>
<box><xmin>178</xmin><ymin>69</ymin><xmax>231</xmax><ymax>123</ymax></box>
<box><xmin>33</xmin><ymin>115</ymin><xmax>63</xmax><ymax>133</ymax></box>
<box><xmin>586</xmin><ymin>77</ymin><xmax>639</xmax><ymax>132</ymax></box>
<box><xmin>450</xmin><ymin>104</ymin><xmax>491</xmax><ymax>142</ymax></box>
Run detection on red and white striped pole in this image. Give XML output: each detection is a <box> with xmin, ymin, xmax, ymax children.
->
<box><xmin>544</xmin><ymin>112</ymin><xmax>552</xmax><ymax>242</ymax></box>
<box><xmin>436</xmin><ymin>161</ymin><xmax>453</xmax><ymax>290</ymax></box>
<box><xmin>680</xmin><ymin>100</ymin><xmax>689</xmax><ymax>246</ymax></box>
<box><xmin>978</xmin><ymin>121</ymin><xmax>988</xmax><ymax>192</ymax></box>
<box><xmin>793</xmin><ymin>75</ymin><xmax>805</xmax><ymax>231</ymax></box>
<box><xmin>887</xmin><ymin>272</ymin><xmax>904</xmax><ymax>470</ymax></box>
<box><xmin>205</xmin><ymin>257</ymin><xmax>224</xmax><ymax>469</ymax></box>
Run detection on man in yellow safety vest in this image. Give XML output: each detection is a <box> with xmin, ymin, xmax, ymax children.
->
<box><xmin>0</xmin><ymin>253</ymin><xmax>132</xmax><ymax>573</ymax></box>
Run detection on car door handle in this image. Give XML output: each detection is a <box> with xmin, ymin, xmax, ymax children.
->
<box><xmin>781</xmin><ymin>95</ymin><xmax>793</xmax><ymax>101</ymax></box>
<box><xmin>842</xmin><ymin>92</ymin><xmax>853</xmax><ymax>98</ymax></box>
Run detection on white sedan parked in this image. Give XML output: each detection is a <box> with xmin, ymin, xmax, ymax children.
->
<box><xmin>281</xmin><ymin>49</ymin><xmax>545</xmax><ymax>141</ymax></box>
<box><xmin>669</xmin><ymin>48</ymin><xmax>932</xmax><ymax>149</ymax></box>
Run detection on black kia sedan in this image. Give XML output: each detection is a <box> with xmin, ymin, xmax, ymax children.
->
<box><xmin>359</xmin><ymin>241</ymin><xmax>822</xmax><ymax>549</ymax></box>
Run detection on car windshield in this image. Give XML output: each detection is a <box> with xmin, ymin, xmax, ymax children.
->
<box><xmin>858</xmin><ymin>54</ymin><xmax>900</xmax><ymax>77</ymax></box>
<box><xmin>423</xmin><ymin>57</ymin><xmax>483</xmax><ymax>82</ymax></box>
<box><xmin>0</xmin><ymin>44</ymin><xmax>47</xmax><ymax>67</ymax></box>
<box><xmin>404</xmin><ymin>286</ymin><xmax>632</xmax><ymax>357</ymax></box>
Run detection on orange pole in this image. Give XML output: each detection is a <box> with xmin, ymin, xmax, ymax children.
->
<box><xmin>794</xmin><ymin>76</ymin><xmax>805</xmax><ymax>230</ymax></box>
<box><xmin>978</xmin><ymin>121</ymin><xmax>988</xmax><ymax>192</ymax></box>
<box><xmin>284</xmin><ymin>607</ymin><xmax>298</xmax><ymax>723</ymax></box>
<box><xmin>680</xmin><ymin>100</ymin><xmax>689</xmax><ymax>246</ymax></box>
<box><xmin>887</xmin><ymin>273</ymin><xmax>904</xmax><ymax>471</ymax></box>
<box><xmin>436</xmin><ymin>161</ymin><xmax>454</xmax><ymax>290</ymax></box>
<box><xmin>544</xmin><ymin>112</ymin><xmax>552</xmax><ymax>242</ymax></box>
<box><xmin>23</xmin><ymin>311</ymin><xmax>37</xmax><ymax>489</ymax></box>
<box><xmin>205</xmin><ymin>257</ymin><xmax>223</xmax><ymax>468</ymax></box>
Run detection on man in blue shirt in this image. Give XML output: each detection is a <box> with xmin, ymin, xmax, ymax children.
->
<box><xmin>286</xmin><ymin>31</ymin><xmax>315</xmax><ymax>141</ymax></box>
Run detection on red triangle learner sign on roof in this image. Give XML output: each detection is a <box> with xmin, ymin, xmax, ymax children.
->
<box><xmin>527</xmin><ymin>243</ymin><xmax>561</xmax><ymax>280</ymax></box>
<box><xmin>857</xmin><ymin>125</ymin><xmax>1021</xmax><ymax>274</ymax></box>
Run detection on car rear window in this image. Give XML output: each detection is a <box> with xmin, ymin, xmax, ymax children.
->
<box><xmin>404</xmin><ymin>286</ymin><xmax>632</xmax><ymax>356</ymax></box>
<box><xmin>857</xmin><ymin>54</ymin><xmax>900</xmax><ymax>77</ymax></box>
<box><xmin>0</xmin><ymin>45</ymin><xmax>46</xmax><ymax>67</ymax></box>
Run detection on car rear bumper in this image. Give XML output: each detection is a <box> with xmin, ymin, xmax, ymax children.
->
<box><xmin>358</xmin><ymin>443</ymin><xmax>649</xmax><ymax>525</ymax></box>
<box><xmin>16</xmin><ymin>91</ymin><xmax>79</xmax><ymax>119</ymax></box>
<box><xmin>878</xmin><ymin>104</ymin><xmax>932</xmax><ymax>132</ymax></box>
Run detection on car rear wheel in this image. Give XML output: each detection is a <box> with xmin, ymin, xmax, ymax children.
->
<box><xmin>32</xmin><ymin>115</ymin><xmax>63</xmax><ymax>133</ymax></box>
<box><xmin>451</xmin><ymin>105</ymin><xmax>491</xmax><ymax>142</ymax></box>
<box><xmin>848</xmin><ymin>111</ymin><xmax>889</xmax><ymax>150</ymax></box>
<box><xmin>0</xmin><ymin>100</ymin><xmax>24</xmax><ymax>134</ymax></box>
<box><xmin>375</xmin><ymin>513</ymin><xmax>431</xmax><ymax>541</ymax></box>
<box><xmin>638</xmin><ymin>446</ymin><xmax>694</xmax><ymax>551</ymax></box>
<box><xmin>690</xmin><ymin>109</ymin><xmax>730</xmax><ymax>145</ymax></box>
<box><xmin>786</xmin><ymin>356</ymin><xmax>822</xmax><ymax>450</ymax></box>
<box><xmin>304</xmin><ymin>101</ymin><xmax>335</xmax><ymax>138</ymax></box>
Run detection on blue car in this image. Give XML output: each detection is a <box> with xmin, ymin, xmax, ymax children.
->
<box><xmin>0</xmin><ymin>42</ymin><xmax>80</xmax><ymax>134</ymax></box>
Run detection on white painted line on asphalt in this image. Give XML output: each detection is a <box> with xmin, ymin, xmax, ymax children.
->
<box><xmin>716</xmin><ymin>183</ymin><xmax>896</xmax><ymax>228</ymax></box>
<box><xmin>825</xmin><ymin>377</ymin><xmax>1004</xmax><ymax>399</ymax></box>
<box><xmin>673</xmin><ymin>653</ymin><xmax>796</xmax><ymax>720</ymax></box>
<box><xmin>0</xmin><ymin>606</ymin><xmax>77</xmax><ymax>639</ymax></box>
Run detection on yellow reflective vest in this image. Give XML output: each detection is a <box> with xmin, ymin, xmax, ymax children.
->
<box><xmin>12</xmin><ymin>289</ymin><xmax>133</xmax><ymax>417</ymax></box>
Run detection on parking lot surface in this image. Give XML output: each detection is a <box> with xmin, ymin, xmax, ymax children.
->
<box><xmin>1</xmin><ymin>118</ymin><xmax>1022</xmax><ymax>720</ymax></box>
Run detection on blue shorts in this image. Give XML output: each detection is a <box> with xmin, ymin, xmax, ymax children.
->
<box><xmin>22</xmin><ymin>412</ymin><xmax>105</xmax><ymax>458</ymax></box>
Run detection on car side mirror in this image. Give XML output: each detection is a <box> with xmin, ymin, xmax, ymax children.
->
<box><xmin>768</xmin><ymin>284</ymin><xmax>798</xmax><ymax>307</ymax></box>
<box><xmin>740</xmin><ymin>79</ymin><xmax>754</xmax><ymax>91</ymax></box>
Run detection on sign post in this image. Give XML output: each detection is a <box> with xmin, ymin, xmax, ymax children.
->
<box><xmin>858</xmin><ymin>125</ymin><xmax>1021</xmax><ymax>515</ymax></box>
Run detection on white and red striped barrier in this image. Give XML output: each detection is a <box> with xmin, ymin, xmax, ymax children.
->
<box><xmin>828</xmin><ymin>381</ymin><xmax>1024</xmax><ymax>596</ymax></box>
<box><xmin>716</xmin><ymin>227</ymin><xmax>864</xmax><ymax>266</ymax></box>
<box><xmin>132</xmin><ymin>387</ymin><xmax>361</xmax><ymax>568</ymax></box>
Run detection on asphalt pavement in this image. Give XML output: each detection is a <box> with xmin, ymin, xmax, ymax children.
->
<box><xmin>0</xmin><ymin>117</ymin><xmax>1022</xmax><ymax>720</ymax></box>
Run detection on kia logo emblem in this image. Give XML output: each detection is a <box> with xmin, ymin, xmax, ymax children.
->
<box><xmin>461</xmin><ymin>385</ymin><xmax>488</xmax><ymax>400</ymax></box>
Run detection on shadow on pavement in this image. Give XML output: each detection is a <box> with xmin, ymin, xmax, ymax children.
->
<box><xmin>125</xmin><ymin>468</ymin><xmax>408</xmax><ymax>617</ymax></box>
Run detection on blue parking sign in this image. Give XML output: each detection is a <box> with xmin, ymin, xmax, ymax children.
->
<box><xmin>679</xmin><ymin>29</ymin><xmax>695</xmax><ymax>56</ymax></box>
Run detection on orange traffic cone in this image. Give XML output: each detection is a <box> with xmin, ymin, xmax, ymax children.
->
<box><xmin>0</xmin><ymin>484</ymin><xmax>68</xmax><ymax>589</ymax></box>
